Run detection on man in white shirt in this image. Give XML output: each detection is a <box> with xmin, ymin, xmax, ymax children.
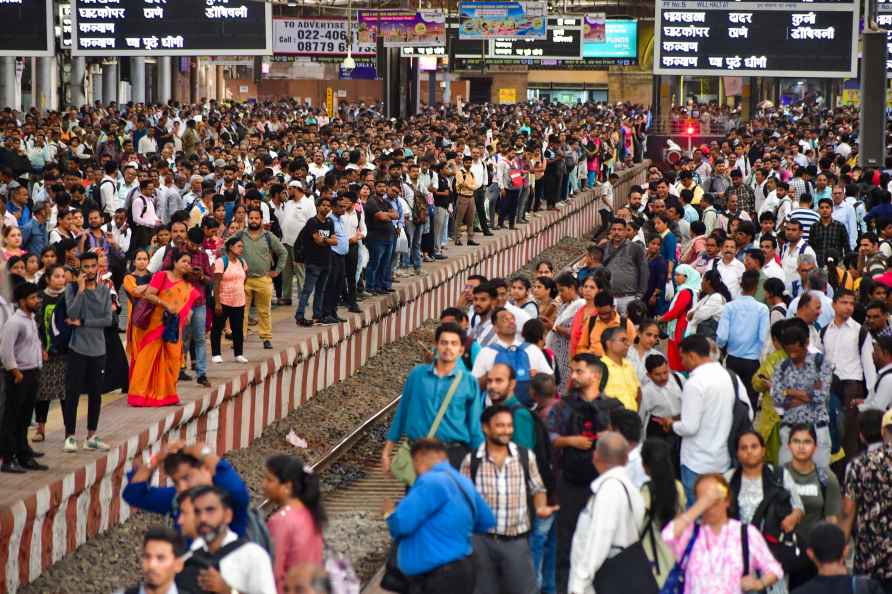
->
<box><xmin>471</xmin><ymin>306</ymin><xmax>553</xmax><ymax>390</ymax></box>
<box><xmin>780</xmin><ymin>219</ymin><xmax>816</xmax><ymax>293</ymax></box>
<box><xmin>759</xmin><ymin>236</ymin><xmax>785</xmax><ymax>282</ymax></box>
<box><xmin>103</xmin><ymin>209</ymin><xmax>132</xmax><ymax>256</ymax></box>
<box><xmin>716</xmin><ymin>238</ymin><xmax>745</xmax><ymax>299</ymax></box>
<box><xmin>185</xmin><ymin>486</ymin><xmax>276</xmax><ymax>594</ymax></box>
<box><xmin>821</xmin><ymin>289</ymin><xmax>876</xmax><ymax>460</ymax></box>
<box><xmin>858</xmin><ymin>334</ymin><xmax>892</xmax><ymax>412</ymax></box>
<box><xmin>278</xmin><ymin>181</ymin><xmax>316</xmax><ymax>306</ymax></box>
<box><xmin>115</xmin><ymin>164</ymin><xmax>139</xmax><ymax>217</ymax></box>
<box><xmin>657</xmin><ymin>334</ymin><xmax>752</xmax><ymax>505</ymax></box>
<box><xmin>99</xmin><ymin>162</ymin><xmax>119</xmax><ymax>217</ymax></box>
<box><xmin>307</xmin><ymin>151</ymin><xmax>329</xmax><ymax>180</ymax></box>
<box><xmin>138</xmin><ymin>127</ymin><xmax>159</xmax><ymax>155</ymax></box>
<box><xmin>568</xmin><ymin>433</ymin><xmax>647</xmax><ymax>594</ymax></box>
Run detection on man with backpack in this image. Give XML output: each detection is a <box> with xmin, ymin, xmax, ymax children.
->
<box><xmin>178</xmin><ymin>485</ymin><xmax>276</xmax><ymax>594</ymax></box>
<box><xmin>471</xmin><ymin>307</ymin><xmax>553</xmax><ymax>406</ymax></box>
<box><xmin>240</xmin><ymin>208</ymin><xmax>287</xmax><ymax>349</ymax></box>
<box><xmin>793</xmin><ymin>522</ymin><xmax>886</xmax><ymax>594</ymax></box>
<box><xmin>549</xmin><ymin>353</ymin><xmax>623</xmax><ymax>594</ymax></box>
<box><xmin>130</xmin><ymin>178</ymin><xmax>161</xmax><ymax>252</ymax></box>
<box><xmin>460</xmin><ymin>404</ymin><xmax>556</xmax><ymax>594</ymax></box>
<box><xmin>118</xmin><ymin>527</ymin><xmax>186</xmax><ymax>594</ymax></box>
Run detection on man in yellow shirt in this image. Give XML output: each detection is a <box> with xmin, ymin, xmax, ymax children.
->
<box><xmin>599</xmin><ymin>326</ymin><xmax>640</xmax><ymax>411</ymax></box>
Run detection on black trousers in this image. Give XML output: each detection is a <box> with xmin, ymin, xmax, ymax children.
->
<box><xmin>474</xmin><ymin>188</ymin><xmax>490</xmax><ymax>235</ymax></box>
<box><xmin>726</xmin><ymin>354</ymin><xmax>761</xmax><ymax>411</ymax></box>
<box><xmin>1</xmin><ymin>369</ymin><xmax>39</xmax><ymax>461</ymax></box>
<box><xmin>831</xmin><ymin>376</ymin><xmax>866</xmax><ymax>464</ymax></box>
<box><xmin>497</xmin><ymin>189</ymin><xmax>519</xmax><ymax>228</ymax></box>
<box><xmin>408</xmin><ymin>556</ymin><xmax>475</xmax><ymax>594</ymax></box>
<box><xmin>323</xmin><ymin>253</ymin><xmax>347</xmax><ymax>317</ymax></box>
<box><xmin>542</xmin><ymin>174</ymin><xmax>560</xmax><ymax>208</ymax></box>
<box><xmin>211</xmin><ymin>304</ymin><xmax>245</xmax><ymax>357</ymax></box>
<box><xmin>344</xmin><ymin>243</ymin><xmax>359</xmax><ymax>306</ymax></box>
<box><xmin>556</xmin><ymin>477</ymin><xmax>592</xmax><ymax>594</ymax></box>
<box><xmin>63</xmin><ymin>352</ymin><xmax>106</xmax><ymax>436</ymax></box>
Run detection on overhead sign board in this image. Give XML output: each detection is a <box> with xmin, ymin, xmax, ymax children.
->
<box><xmin>0</xmin><ymin>0</ymin><xmax>54</xmax><ymax>57</ymax></box>
<box><xmin>654</xmin><ymin>0</ymin><xmax>858</xmax><ymax>77</ymax></box>
<box><xmin>488</xmin><ymin>16</ymin><xmax>582</xmax><ymax>60</ymax></box>
<box><xmin>273</xmin><ymin>18</ymin><xmax>375</xmax><ymax>56</ymax></box>
<box><xmin>583</xmin><ymin>19</ymin><xmax>637</xmax><ymax>60</ymax></box>
<box><xmin>458</xmin><ymin>1</ymin><xmax>547</xmax><ymax>39</ymax></box>
<box><xmin>72</xmin><ymin>0</ymin><xmax>272</xmax><ymax>56</ymax></box>
<box><xmin>356</xmin><ymin>9</ymin><xmax>446</xmax><ymax>47</ymax></box>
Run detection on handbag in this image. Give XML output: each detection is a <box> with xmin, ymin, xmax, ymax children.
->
<box><xmin>593</xmin><ymin>480</ymin><xmax>660</xmax><ymax>594</ymax></box>
<box><xmin>162</xmin><ymin>311</ymin><xmax>180</xmax><ymax>343</ymax></box>
<box><xmin>389</xmin><ymin>372</ymin><xmax>464</xmax><ymax>486</ymax></box>
<box><xmin>131</xmin><ymin>298</ymin><xmax>155</xmax><ymax>329</ymax></box>
<box><xmin>380</xmin><ymin>541</ymin><xmax>409</xmax><ymax>593</ymax></box>
<box><xmin>659</xmin><ymin>523</ymin><xmax>701</xmax><ymax>594</ymax></box>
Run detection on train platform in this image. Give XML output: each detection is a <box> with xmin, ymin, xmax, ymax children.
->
<box><xmin>0</xmin><ymin>163</ymin><xmax>646</xmax><ymax>593</ymax></box>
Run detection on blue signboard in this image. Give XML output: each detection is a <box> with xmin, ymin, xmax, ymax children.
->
<box><xmin>582</xmin><ymin>19</ymin><xmax>636</xmax><ymax>59</ymax></box>
<box><xmin>340</xmin><ymin>64</ymin><xmax>378</xmax><ymax>79</ymax></box>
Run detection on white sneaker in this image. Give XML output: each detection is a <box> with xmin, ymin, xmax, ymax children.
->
<box><xmin>63</xmin><ymin>436</ymin><xmax>78</xmax><ymax>453</ymax></box>
<box><xmin>235</xmin><ymin>355</ymin><xmax>249</xmax><ymax>363</ymax></box>
<box><xmin>85</xmin><ymin>436</ymin><xmax>110</xmax><ymax>451</ymax></box>
<box><xmin>212</xmin><ymin>355</ymin><xmax>223</xmax><ymax>364</ymax></box>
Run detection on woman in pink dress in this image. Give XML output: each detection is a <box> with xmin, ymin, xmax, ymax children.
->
<box><xmin>661</xmin><ymin>473</ymin><xmax>783</xmax><ymax>594</ymax></box>
<box><xmin>263</xmin><ymin>454</ymin><xmax>326</xmax><ymax>594</ymax></box>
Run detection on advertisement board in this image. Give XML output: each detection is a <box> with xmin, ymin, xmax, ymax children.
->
<box><xmin>274</xmin><ymin>18</ymin><xmax>375</xmax><ymax>56</ymax></box>
<box><xmin>458</xmin><ymin>1</ymin><xmax>547</xmax><ymax>39</ymax></box>
<box><xmin>356</xmin><ymin>9</ymin><xmax>446</xmax><ymax>47</ymax></box>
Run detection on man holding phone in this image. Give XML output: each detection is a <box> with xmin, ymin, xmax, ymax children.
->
<box><xmin>184</xmin><ymin>227</ymin><xmax>213</xmax><ymax>388</ymax></box>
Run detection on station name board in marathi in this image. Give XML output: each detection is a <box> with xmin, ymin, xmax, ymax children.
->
<box><xmin>654</xmin><ymin>0</ymin><xmax>858</xmax><ymax>77</ymax></box>
<box><xmin>71</xmin><ymin>0</ymin><xmax>272</xmax><ymax>56</ymax></box>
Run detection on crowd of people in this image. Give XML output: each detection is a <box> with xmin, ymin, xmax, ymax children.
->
<box><xmin>2</xmin><ymin>96</ymin><xmax>892</xmax><ymax>594</ymax></box>
<box><xmin>0</xmin><ymin>97</ymin><xmax>646</xmax><ymax>473</ymax></box>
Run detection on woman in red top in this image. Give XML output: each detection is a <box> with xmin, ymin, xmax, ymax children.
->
<box><xmin>659</xmin><ymin>264</ymin><xmax>701</xmax><ymax>371</ymax></box>
<box><xmin>263</xmin><ymin>454</ymin><xmax>326</xmax><ymax>594</ymax></box>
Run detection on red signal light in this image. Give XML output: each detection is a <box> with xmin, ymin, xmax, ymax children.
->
<box><xmin>686</xmin><ymin>125</ymin><xmax>695</xmax><ymax>135</ymax></box>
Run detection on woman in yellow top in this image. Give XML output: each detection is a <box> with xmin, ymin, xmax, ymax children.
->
<box><xmin>122</xmin><ymin>249</ymin><xmax>153</xmax><ymax>357</ymax></box>
<box><xmin>751</xmin><ymin>320</ymin><xmax>789</xmax><ymax>465</ymax></box>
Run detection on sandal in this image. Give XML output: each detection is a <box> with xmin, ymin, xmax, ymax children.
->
<box><xmin>32</xmin><ymin>430</ymin><xmax>45</xmax><ymax>442</ymax></box>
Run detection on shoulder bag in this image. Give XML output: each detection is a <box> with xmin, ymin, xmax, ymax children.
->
<box><xmin>593</xmin><ymin>479</ymin><xmax>660</xmax><ymax>594</ymax></box>
<box><xmin>659</xmin><ymin>522</ymin><xmax>701</xmax><ymax>594</ymax></box>
<box><xmin>390</xmin><ymin>372</ymin><xmax>464</xmax><ymax>486</ymax></box>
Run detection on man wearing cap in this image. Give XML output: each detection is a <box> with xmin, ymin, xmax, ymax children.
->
<box><xmin>0</xmin><ymin>282</ymin><xmax>47</xmax><ymax>473</ymax></box>
<box><xmin>278</xmin><ymin>180</ymin><xmax>316</xmax><ymax>306</ymax></box>
<box><xmin>841</xmin><ymin>408</ymin><xmax>892</xmax><ymax>591</ymax></box>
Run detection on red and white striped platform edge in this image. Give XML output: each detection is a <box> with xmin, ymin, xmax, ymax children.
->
<box><xmin>0</xmin><ymin>163</ymin><xmax>648</xmax><ymax>593</ymax></box>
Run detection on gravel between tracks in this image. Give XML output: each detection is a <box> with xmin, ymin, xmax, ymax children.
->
<box><xmin>20</xmin><ymin>233</ymin><xmax>591</xmax><ymax>594</ymax></box>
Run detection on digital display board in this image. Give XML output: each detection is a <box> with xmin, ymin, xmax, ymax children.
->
<box><xmin>877</xmin><ymin>0</ymin><xmax>892</xmax><ymax>71</ymax></box>
<box><xmin>72</xmin><ymin>0</ymin><xmax>272</xmax><ymax>56</ymax></box>
<box><xmin>0</xmin><ymin>0</ymin><xmax>54</xmax><ymax>57</ymax></box>
<box><xmin>583</xmin><ymin>19</ymin><xmax>637</xmax><ymax>59</ymax></box>
<box><xmin>488</xmin><ymin>16</ymin><xmax>582</xmax><ymax>60</ymax></box>
<box><xmin>654</xmin><ymin>0</ymin><xmax>858</xmax><ymax>77</ymax></box>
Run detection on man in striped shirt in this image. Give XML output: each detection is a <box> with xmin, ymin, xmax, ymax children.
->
<box><xmin>786</xmin><ymin>193</ymin><xmax>821</xmax><ymax>243</ymax></box>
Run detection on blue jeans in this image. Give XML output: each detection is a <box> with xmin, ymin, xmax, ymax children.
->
<box><xmin>529</xmin><ymin>514</ymin><xmax>557</xmax><ymax>594</ymax></box>
<box><xmin>364</xmin><ymin>238</ymin><xmax>390</xmax><ymax>291</ymax></box>
<box><xmin>296</xmin><ymin>263</ymin><xmax>329</xmax><ymax>320</ymax></box>
<box><xmin>681</xmin><ymin>465</ymin><xmax>700</xmax><ymax>509</ymax></box>
<box><xmin>383</xmin><ymin>236</ymin><xmax>396</xmax><ymax>289</ymax></box>
<box><xmin>185</xmin><ymin>303</ymin><xmax>207</xmax><ymax>378</ymax></box>
<box><xmin>402</xmin><ymin>220</ymin><xmax>423</xmax><ymax>269</ymax></box>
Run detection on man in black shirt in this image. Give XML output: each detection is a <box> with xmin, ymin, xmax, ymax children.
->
<box><xmin>792</xmin><ymin>522</ymin><xmax>884</xmax><ymax>594</ymax></box>
<box><xmin>295</xmin><ymin>196</ymin><xmax>337</xmax><ymax>327</ymax></box>
<box><xmin>542</xmin><ymin>135</ymin><xmax>562</xmax><ymax>210</ymax></box>
<box><xmin>363</xmin><ymin>181</ymin><xmax>398</xmax><ymax>294</ymax></box>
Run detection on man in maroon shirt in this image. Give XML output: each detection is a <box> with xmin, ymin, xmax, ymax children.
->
<box><xmin>182</xmin><ymin>226</ymin><xmax>213</xmax><ymax>387</ymax></box>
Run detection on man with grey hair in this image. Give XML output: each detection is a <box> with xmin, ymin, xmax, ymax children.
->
<box><xmin>568</xmin><ymin>432</ymin><xmax>654</xmax><ymax>594</ymax></box>
<box><xmin>787</xmin><ymin>270</ymin><xmax>834</xmax><ymax>329</ymax></box>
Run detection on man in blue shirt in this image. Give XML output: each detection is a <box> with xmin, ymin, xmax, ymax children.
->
<box><xmin>384</xmin><ymin>438</ymin><xmax>495</xmax><ymax>590</ymax></box>
<box><xmin>321</xmin><ymin>192</ymin><xmax>353</xmax><ymax>323</ymax></box>
<box><xmin>382</xmin><ymin>323</ymin><xmax>485</xmax><ymax>471</ymax></box>
<box><xmin>21</xmin><ymin>201</ymin><xmax>48</xmax><ymax>256</ymax></box>
<box><xmin>122</xmin><ymin>441</ymin><xmax>252</xmax><ymax>538</ymax></box>
<box><xmin>717</xmin><ymin>269</ymin><xmax>769</xmax><ymax>408</ymax></box>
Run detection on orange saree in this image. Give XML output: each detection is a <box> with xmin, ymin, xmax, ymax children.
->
<box><xmin>127</xmin><ymin>271</ymin><xmax>199</xmax><ymax>407</ymax></box>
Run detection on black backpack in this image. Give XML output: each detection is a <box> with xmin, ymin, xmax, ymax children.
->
<box><xmin>560</xmin><ymin>396</ymin><xmax>622</xmax><ymax>485</ymax></box>
<box><xmin>470</xmin><ymin>445</ymin><xmax>536</xmax><ymax>527</ymax></box>
<box><xmin>507</xmin><ymin>402</ymin><xmax>556</xmax><ymax>494</ymax></box>
<box><xmin>177</xmin><ymin>538</ymin><xmax>248</xmax><ymax>594</ymax></box>
<box><xmin>726</xmin><ymin>369</ymin><xmax>754</xmax><ymax>464</ymax></box>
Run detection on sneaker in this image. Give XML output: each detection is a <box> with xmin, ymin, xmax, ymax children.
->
<box><xmin>63</xmin><ymin>436</ymin><xmax>78</xmax><ymax>453</ymax></box>
<box><xmin>263</xmin><ymin>340</ymin><xmax>273</xmax><ymax>350</ymax></box>
<box><xmin>319</xmin><ymin>316</ymin><xmax>339</xmax><ymax>325</ymax></box>
<box><xmin>178</xmin><ymin>370</ymin><xmax>193</xmax><ymax>382</ymax></box>
<box><xmin>84</xmin><ymin>436</ymin><xmax>110</xmax><ymax>452</ymax></box>
<box><xmin>467</xmin><ymin>240</ymin><xmax>480</xmax><ymax>246</ymax></box>
<box><xmin>235</xmin><ymin>355</ymin><xmax>249</xmax><ymax>363</ymax></box>
<box><xmin>433</xmin><ymin>253</ymin><xmax>447</xmax><ymax>260</ymax></box>
<box><xmin>197</xmin><ymin>376</ymin><xmax>211</xmax><ymax>388</ymax></box>
<box><xmin>212</xmin><ymin>356</ymin><xmax>223</xmax><ymax>364</ymax></box>
<box><xmin>296</xmin><ymin>318</ymin><xmax>313</xmax><ymax>327</ymax></box>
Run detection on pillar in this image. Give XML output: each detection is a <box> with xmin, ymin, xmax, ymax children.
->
<box><xmin>102</xmin><ymin>61</ymin><xmax>117</xmax><ymax>104</ymax></box>
<box><xmin>92</xmin><ymin>64</ymin><xmax>103</xmax><ymax>104</ymax></box>
<box><xmin>36</xmin><ymin>56</ymin><xmax>56</xmax><ymax>113</ymax></box>
<box><xmin>130</xmin><ymin>57</ymin><xmax>145</xmax><ymax>104</ymax></box>
<box><xmin>189</xmin><ymin>57</ymin><xmax>198</xmax><ymax>103</ymax></box>
<box><xmin>216</xmin><ymin>64</ymin><xmax>225</xmax><ymax>102</ymax></box>
<box><xmin>442</xmin><ymin>70</ymin><xmax>451</xmax><ymax>103</ymax></box>
<box><xmin>0</xmin><ymin>57</ymin><xmax>15</xmax><ymax>110</ymax></box>
<box><xmin>157</xmin><ymin>56</ymin><xmax>172</xmax><ymax>104</ymax></box>
<box><xmin>69</xmin><ymin>57</ymin><xmax>86</xmax><ymax>107</ymax></box>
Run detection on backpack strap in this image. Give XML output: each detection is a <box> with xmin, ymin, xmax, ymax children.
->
<box><xmin>741</xmin><ymin>522</ymin><xmax>751</xmax><ymax>576</ymax></box>
<box><xmin>672</xmin><ymin>372</ymin><xmax>684</xmax><ymax>392</ymax></box>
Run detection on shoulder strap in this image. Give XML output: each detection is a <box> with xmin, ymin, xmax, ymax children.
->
<box><xmin>672</xmin><ymin>372</ymin><xmax>684</xmax><ymax>391</ymax></box>
<box><xmin>518</xmin><ymin>446</ymin><xmax>532</xmax><ymax>491</ymax></box>
<box><xmin>726</xmin><ymin>369</ymin><xmax>740</xmax><ymax>403</ymax></box>
<box><xmin>442</xmin><ymin>469</ymin><xmax>477</xmax><ymax>520</ymax></box>
<box><xmin>858</xmin><ymin>325</ymin><xmax>869</xmax><ymax>352</ymax></box>
<box><xmin>741</xmin><ymin>522</ymin><xmax>750</xmax><ymax>576</ymax></box>
<box><xmin>427</xmin><ymin>371</ymin><xmax>463</xmax><ymax>438</ymax></box>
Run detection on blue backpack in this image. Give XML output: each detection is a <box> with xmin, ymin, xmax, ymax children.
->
<box><xmin>491</xmin><ymin>342</ymin><xmax>533</xmax><ymax>406</ymax></box>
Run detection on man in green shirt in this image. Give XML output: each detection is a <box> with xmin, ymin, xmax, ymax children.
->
<box><xmin>239</xmin><ymin>208</ymin><xmax>287</xmax><ymax>349</ymax></box>
<box><xmin>486</xmin><ymin>363</ymin><xmax>535</xmax><ymax>449</ymax></box>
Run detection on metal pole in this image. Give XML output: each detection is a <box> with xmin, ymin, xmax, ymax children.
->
<box><xmin>216</xmin><ymin>65</ymin><xmax>225</xmax><ymax>102</ymax></box>
<box><xmin>157</xmin><ymin>57</ymin><xmax>172</xmax><ymax>104</ymax></box>
<box><xmin>70</xmin><ymin>57</ymin><xmax>86</xmax><ymax>107</ymax></box>
<box><xmin>131</xmin><ymin>57</ymin><xmax>146</xmax><ymax>104</ymax></box>
<box><xmin>0</xmin><ymin>57</ymin><xmax>16</xmax><ymax>110</ymax></box>
<box><xmin>428</xmin><ymin>69</ymin><xmax>436</xmax><ymax>106</ymax></box>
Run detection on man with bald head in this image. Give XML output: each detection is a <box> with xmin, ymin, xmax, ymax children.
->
<box><xmin>568</xmin><ymin>432</ymin><xmax>654</xmax><ymax>594</ymax></box>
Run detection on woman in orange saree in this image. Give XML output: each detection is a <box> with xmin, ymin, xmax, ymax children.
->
<box><xmin>128</xmin><ymin>250</ymin><xmax>200</xmax><ymax>407</ymax></box>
